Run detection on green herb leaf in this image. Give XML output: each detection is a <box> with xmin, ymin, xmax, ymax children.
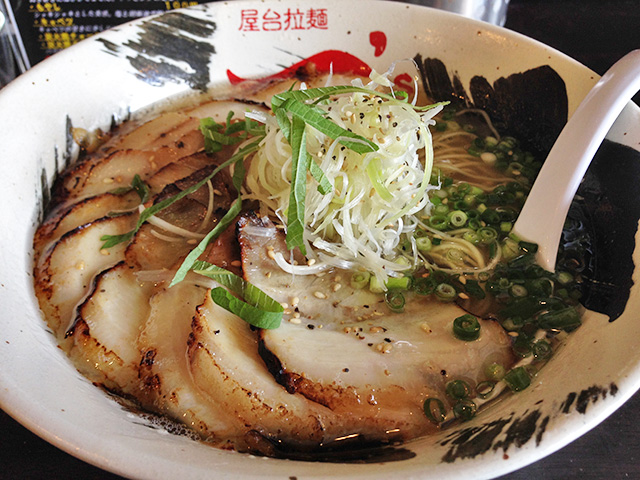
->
<box><xmin>276</xmin><ymin>107</ymin><xmax>332</xmax><ymax>195</ymax></box>
<box><xmin>308</xmin><ymin>157</ymin><xmax>333</xmax><ymax>195</ymax></box>
<box><xmin>100</xmin><ymin>138</ymin><xmax>261</xmax><ymax>250</ymax></box>
<box><xmin>199</xmin><ymin>114</ymin><xmax>266</xmax><ymax>154</ymax></box>
<box><xmin>272</xmin><ymin>85</ymin><xmax>448</xmax><ymax>113</ymax></box>
<box><xmin>169</xmin><ymin>197</ymin><xmax>242</xmax><ymax>287</ymax></box>
<box><xmin>131</xmin><ymin>174</ymin><xmax>150</xmax><ymax>203</ymax></box>
<box><xmin>191</xmin><ymin>261</ymin><xmax>283</xmax><ymax>329</ymax></box>
<box><xmin>279</xmin><ymin>97</ymin><xmax>377</xmax><ymax>154</ymax></box>
<box><xmin>285</xmin><ymin>114</ymin><xmax>308</xmax><ymax>254</ymax></box>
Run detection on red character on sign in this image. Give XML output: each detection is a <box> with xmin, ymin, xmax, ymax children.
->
<box><xmin>262</xmin><ymin>9</ymin><xmax>282</xmax><ymax>31</ymax></box>
<box><xmin>239</xmin><ymin>9</ymin><xmax>260</xmax><ymax>31</ymax></box>
<box><xmin>284</xmin><ymin>8</ymin><xmax>305</xmax><ymax>30</ymax></box>
<box><xmin>307</xmin><ymin>8</ymin><xmax>328</xmax><ymax>29</ymax></box>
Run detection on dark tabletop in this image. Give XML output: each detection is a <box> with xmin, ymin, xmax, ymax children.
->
<box><xmin>2</xmin><ymin>1</ymin><xmax>640</xmax><ymax>478</ymax></box>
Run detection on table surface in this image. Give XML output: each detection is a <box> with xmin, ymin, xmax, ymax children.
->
<box><xmin>2</xmin><ymin>1</ymin><xmax>640</xmax><ymax>478</ymax></box>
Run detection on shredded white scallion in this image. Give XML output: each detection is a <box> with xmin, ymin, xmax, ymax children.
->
<box><xmin>243</xmin><ymin>72</ymin><xmax>443</xmax><ymax>286</ymax></box>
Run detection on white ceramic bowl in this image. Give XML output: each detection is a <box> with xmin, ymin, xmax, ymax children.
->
<box><xmin>2</xmin><ymin>1</ymin><xmax>640</xmax><ymax>478</ymax></box>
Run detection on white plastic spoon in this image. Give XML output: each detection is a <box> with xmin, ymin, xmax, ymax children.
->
<box><xmin>511</xmin><ymin>49</ymin><xmax>640</xmax><ymax>271</ymax></box>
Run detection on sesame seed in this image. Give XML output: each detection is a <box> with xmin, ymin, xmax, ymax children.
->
<box><xmin>290</xmin><ymin>296</ymin><xmax>299</xmax><ymax>306</ymax></box>
<box><xmin>332</xmin><ymin>283</ymin><xmax>342</xmax><ymax>292</ymax></box>
<box><xmin>75</xmin><ymin>261</ymin><xmax>85</xmax><ymax>270</ymax></box>
<box><xmin>289</xmin><ymin>317</ymin><xmax>301</xmax><ymax>324</ymax></box>
<box><xmin>103</xmin><ymin>178</ymin><xmax>114</xmax><ymax>184</ymax></box>
<box><xmin>100</xmin><ymin>249</ymin><xmax>110</xmax><ymax>256</ymax></box>
<box><xmin>293</xmin><ymin>312</ymin><xmax>300</xmax><ymax>319</ymax></box>
<box><xmin>186</xmin><ymin>239</ymin><xmax>197</xmax><ymax>245</ymax></box>
<box><xmin>313</xmin><ymin>291</ymin><xmax>327</xmax><ymax>299</ymax></box>
<box><xmin>420</xmin><ymin>322</ymin><xmax>432</xmax><ymax>334</ymax></box>
<box><xmin>280</xmin><ymin>303</ymin><xmax>289</xmax><ymax>309</ymax></box>
<box><xmin>458</xmin><ymin>276</ymin><xmax>467</xmax><ymax>284</ymax></box>
<box><xmin>267</xmin><ymin>250</ymin><xmax>276</xmax><ymax>260</ymax></box>
<box><xmin>231</xmin><ymin>260</ymin><xmax>242</xmax><ymax>267</ymax></box>
<box><xmin>369</xmin><ymin>326</ymin><xmax>385</xmax><ymax>333</ymax></box>
<box><xmin>458</xmin><ymin>292</ymin><xmax>469</xmax><ymax>300</ymax></box>
<box><xmin>307</xmin><ymin>258</ymin><xmax>316</xmax><ymax>266</ymax></box>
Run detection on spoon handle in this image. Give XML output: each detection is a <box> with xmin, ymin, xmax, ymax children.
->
<box><xmin>512</xmin><ymin>49</ymin><xmax>640</xmax><ymax>271</ymax></box>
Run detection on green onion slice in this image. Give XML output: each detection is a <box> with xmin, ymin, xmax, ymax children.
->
<box><xmin>384</xmin><ymin>291</ymin><xmax>406</xmax><ymax>313</ymax></box>
<box><xmin>423</xmin><ymin>397</ymin><xmax>447</xmax><ymax>424</ymax></box>
<box><xmin>503</xmin><ymin>366</ymin><xmax>531</xmax><ymax>392</ymax></box>
<box><xmin>350</xmin><ymin>271</ymin><xmax>371</xmax><ymax>289</ymax></box>
<box><xmin>532</xmin><ymin>339</ymin><xmax>553</xmax><ymax>360</ymax></box>
<box><xmin>445</xmin><ymin>379</ymin><xmax>472</xmax><ymax>400</ymax></box>
<box><xmin>435</xmin><ymin>283</ymin><xmax>457</xmax><ymax>302</ymax></box>
<box><xmin>476</xmin><ymin>381</ymin><xmax>496</xmax><ymax>399</ymax></box>
<box><xmin>452</xmin><ymin>399</ymin><xmax>477</xmax><ymax>421</ymax></box>
<box><xmin>452</xmin><ymin>314</ymin><xmax>481</xmax><ymax>341</ymax></box>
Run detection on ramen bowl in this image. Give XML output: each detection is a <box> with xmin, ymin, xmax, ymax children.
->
<box><xmin>1</xmin><ymin>1</ymin><xmax>640</xmax><ymax>478</ymax></box>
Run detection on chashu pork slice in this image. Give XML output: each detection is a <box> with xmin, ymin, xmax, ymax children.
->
<box><xmin>66</xmin><ymin>261</ymin><xmax>156</xmax><ymax>393</ymax></box>
<box><xmin>188</xmin><ymin>293</ymin><xmax>351</xmax><ymax>450</ymax></box>
<box><xmin>34</xmin><ymin>190</ymin><xmax>141</xmax><ymax>262</ymax></box>
<box><xmin>102</xmin><ymin>112</ymin><xmax>202</xmax><ymax>155</ymax></box>
<box><xmin>237</xmin><ymin>214</ymin><xmax>515</xmax><ymax>441</ymax></box>
<box><xmin>60</xmin><ymin>148</ymin><xmax>179</xmax><ymax>201</ymax></box>
<box><xmin>34</xmin><ymin>213</ymin><xmax>137</xmax><ymax>341</ymax></box>
<box><xmin>145</xmin><ymin>152</ymin><xmax>214</xmax><ymax>194</ymax></box>
<box><xmin>136</xmin><ymin>282</ymin><xmax>244</xmax><ymax>444</ymax></box>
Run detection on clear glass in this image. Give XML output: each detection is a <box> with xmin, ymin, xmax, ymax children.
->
<box><xmin>400</xmin><ymin>0</ymin><xmax>510</xmax><ymax>26</ymax></box>
<box><xmin>0</xmin><ymin>3</ymin><xmax>17</xmax><ymax>88</ymax></box>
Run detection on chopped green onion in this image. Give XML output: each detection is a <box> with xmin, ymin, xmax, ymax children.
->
<box><xmin>476</xmin><ymin>381</ymin><xmax>496</xmax><ymax>399</ymax></box>
<box><xmin>510</xmin><ymin>284</ymin><xmax>528</xmax><ymax>297</ymax></box>
<box><xmin>448</xmin><ymin>210</ymin><xmax>468</xmax><ymax>228</ymax></box>
<box><xmin>416</xmin><ymin>236</ymin><xmax>433</xmax><ymax>253</ymax></box>
<box><xmin>452</xmin><ymin>314</ymin><xmax>481</xmax><ymax>341</ymax></box>
<box><xmin>533</xmin><ymin>340</ymin><xmax>553</xmax><ymax>360</ymax></box>
<box><xmin>538</xmin><ymin>306</ymin><xmax>581</xmax><ymax>330</ymax></box>
<box><xmin>429</xmin><ymin>215</ymin><xmax>449</xmax><ymax>230</ymax></box>
<box><xmin>385</xmin><ymin>291</ymin><xmax>405</xmax><ymax>313</ymax></box>
<box><xmin>557</xmin><ymin>271</ymin><xmax>574</xmax><ymax>285</ymax></box>
<box><xmin>413</xmin><ymin>276</ymin><xmax>436</xmax><ymax>296</ymax></box>
<box><xmin>503</xmin><ymin>366</ymin><xmax>531</xmax><ymax>392</ymax></box>
<box><xmin>369</xmin><ymin>275</ymin><xmax>385</xmax><ymax>294</ymax></box>
<box><xmin>478</xmin><ymin>227</ymin><xmax>498</xmax><ymax>244</ymax></box>
<box><xmin>350</xmin><ymin>271</ymin><xmax>371</xmax><ymax>289</ymax></box>
<box><xmin>452</xmin><ymin>399</ymin><xmax>477</xmax><ymax>421</ymax></box>
<box><xmin>435</xmin><ymin>283</ymin><xmax>457</xmax><ymax>302</ymax></box>
<box><xmin>445</xmin><ymin>379</ymin><xmax>472</xmax><ymax>400</ymax></box>
<box><xmin>512</xmin><ymin>335</ymin><xmax>533</xmax><ymax>358</ymax></box>
<box><xmin>485</xmin><ymin>363</ymin><xmax>506</xmax><ymax>381</ymax></box>
<box><xmin>433</xmin><ymin>204</ymin><xmax>450</xmax><ymax>216</ymax></box>
<box><xmin>423</xmin><ymin>397</ymin><xmax>447</xmax><ymax>424</ymax></box>
<box><xmin>386</xmin><ymin>276</ymin><xmax>411</xmax><ymax>290</ymax></box>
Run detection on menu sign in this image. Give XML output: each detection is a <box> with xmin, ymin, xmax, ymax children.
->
<box><xmin>5</xmin><ymin>0</ymin><xmax>207</xmax><ymax>67</ymax></box>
